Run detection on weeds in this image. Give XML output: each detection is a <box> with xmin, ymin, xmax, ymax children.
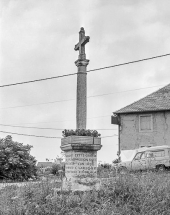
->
<box><xmin>0</xmin><ymin>171</ymin><xmax>170</xmax><ymax>214</ymax></box>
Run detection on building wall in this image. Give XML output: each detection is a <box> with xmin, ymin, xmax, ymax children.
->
<box><xmin>119</xmin><ymin>111</ymin><xmax>170</xmax><ymax>150</ymax></box>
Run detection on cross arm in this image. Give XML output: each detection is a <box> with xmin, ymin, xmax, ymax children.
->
<box><xmin>74</xmin><ymin>43</ymin><xmax>79</xmax><ymax>51</ymax></box>
<box><xmin>74</xmin><ymin>36</ymin><xmax>90</xmax><ymax>51</ymax></box>
<box><xmin>81</xmin><ymin>36</ymin><xmax>90</xmax><ymax>46</ymax></box>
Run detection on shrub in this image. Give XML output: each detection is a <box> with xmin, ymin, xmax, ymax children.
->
<box><xmin>0</xmin><ymin>135</ymin><xmax>37</xmax><ymax>181</ymax></box>
<box><xmin>51</xmin><ymin>163</ymin><xmax>65</xmax><ymax>176</ymax></box>
<box><xmin>97</xmin><ymin>163</ymin><xmax>115</xmax><ymax>178</ymax></box>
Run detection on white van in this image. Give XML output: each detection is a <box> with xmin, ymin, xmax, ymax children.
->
<box><xmin>118</xmin><ymin>145</ymin><xmax>170</xmax><ymax>172</ymax></box>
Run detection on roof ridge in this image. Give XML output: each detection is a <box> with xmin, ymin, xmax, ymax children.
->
<box><xmin>114</xmin><ymin>83</ymin><xmax>170</xmax><ymax>114</ymax></box>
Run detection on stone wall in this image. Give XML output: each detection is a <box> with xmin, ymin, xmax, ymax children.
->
<box><xmin>120</xmin><ymin>111</ymin><xmax>170</xmax><ymax>150</ymax></box>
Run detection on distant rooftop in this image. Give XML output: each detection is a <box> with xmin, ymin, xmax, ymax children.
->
<box><xmin>114</xmin><ymin>83</ymin><xmax>170</xmax><ymax>114</ymax></box>
<box><xmin>37</xmin><ymin>162</ymin><xmax>53</xmax><ymax>168</ymax></box>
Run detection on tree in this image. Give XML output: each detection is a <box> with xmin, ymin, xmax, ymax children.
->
<box><xmin>0</xmin><ymin>135</ymin><xmax>37</xmax><ymax>181</ymax></box>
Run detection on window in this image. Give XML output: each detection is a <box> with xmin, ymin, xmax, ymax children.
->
<box><xmin>153</xmin><ymin>150</ymin><xmax>165</xmax><ymax>157</ymax></box>
<box><xmin>134</xmin><ymin>152</ymin><xmax>143</xmax><ymax>160</ymax></box>
<box><xmin>145</xmin><ymin>152</ymin><xmax>154</xmax><ymax>158</ymax></box>
<box><xmin>141</xmin><ymin>152</ymin><xmax>146</xmax><ymax>159</ymax></box>
<box><xmin>145</xmin><ymin>150</ymin><xmax>165</xmax><ymax>158</ymax></box>
<box><xmin>139</xmin><ymin>115</ymin><xmax>152</xmax><ymax>132</ymax></box>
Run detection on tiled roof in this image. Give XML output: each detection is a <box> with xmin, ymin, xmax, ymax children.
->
<box><xmin>114</xmin><ymin>84</ymin><xmax>170</xmax><ymax>114</ymax></box>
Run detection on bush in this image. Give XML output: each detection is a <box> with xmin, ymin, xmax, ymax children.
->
<box><xmin>51</xmin><ymin>164</ymin><xmax>65</xmax><ymax>176</ymax></box>
<box><xmin>0</xmin><ymin>135</ymin><xmax>37</xmax><ymax>181</ymax></box>
<box><xmin>97</xmin><ymin>163</ymin><xmax>115</xmax><ymax>178</ymax></box>
<box><xmin>62</xmin><ymin>129</ymin><xmax>101</xmax><ymax>137</ymax></box>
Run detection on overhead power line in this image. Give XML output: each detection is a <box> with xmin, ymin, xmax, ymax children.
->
<box><xmin>0</xmin><ymin>130</ymin><xmax>61</xmax><ymax>139</ymax></box>
<box><xmin>0</xmin><ymin>124</ymin><xmax>64</xmax><ymax>130</ymax></box>
<box><xmin>0</xmin><ymin>130</ymin><xmax>117</xmax><ymax>139</ymax></box>
<box><xmin>0</xmin><ymin>53</ymin><xmax>169</xmax><ymax>88</ymax></box>
<box><xmin>87</xmin><ymin>85</ymin><xmax>164</xmax><ymax>98</ymax></box>
<box><xmin>0</xmin><ymin>84</ymin><xmax>164</xmax><ymax>110</ymax></box>
<box><xmin>0</xmin><ymin>98</ymin><xmax>75</xmax><ymax>109</ymax></box>
<box><xmin>101</xmin><ymin>135</ymin><xmax>118</xmax><ymax>138</ymax></box>
<box><xmin>0</xmin><ymin>123</ymin><xmax>117</xmax><ymax>131</ymax></box>
<box><xmin>1</xmin><ymin>115</ymin><xmax>112</xmax><ymax>126</ymax></box>
<box><xmin>86</xmin><ymin>53</ymin><xmax>170</xmax><ymax>73</ymax></box>
<box><xmin>0</xmin><ymin>73</ymin><xmax>77</xmax><ymax>88</ymax></box>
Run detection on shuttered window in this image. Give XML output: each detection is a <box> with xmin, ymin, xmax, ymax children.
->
<box><xmin>139</xmin><ymin>115</ymin><xmax>152</xmax><ymax>132</ymax></box>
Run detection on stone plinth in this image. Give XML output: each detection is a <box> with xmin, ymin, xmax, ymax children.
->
<box><xmin>60</xmin><ymin>136</ymin><xmax>102</xmax><ymax>191</ymax></box>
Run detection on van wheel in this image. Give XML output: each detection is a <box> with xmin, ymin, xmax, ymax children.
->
<box><xmin>156</xmin><ymin>165</ymin><xmax>166</xmax><ymax>171</ymax></box>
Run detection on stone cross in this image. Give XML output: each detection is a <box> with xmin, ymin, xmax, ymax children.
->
<box><xmin>60</xmin><ymin>28</ymin><xmax>102</xmax><ymax>191</ymax></box>
<box><xmin>75</xmin><ymin>27</ymin><xmax>90</xmax><ymax>129</ymax></box>
<box><xmin>74</xmin><ymin>27</ymin><xmax>90</xmax><ymax>60</ymax></box>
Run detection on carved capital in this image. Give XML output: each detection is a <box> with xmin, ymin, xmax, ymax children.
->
<box><xmin>75</xmin><ymin>59</ymin><xmax>89</xmax><ymax>67</ymax></box>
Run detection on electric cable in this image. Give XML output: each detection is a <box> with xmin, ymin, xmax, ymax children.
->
<box><xmin>101</xmin><ymin>135</ymin><xmax>118</xmax><ymax>138</ymax></box>
<box><xmin>86</xmin><ymin>53</ymin><xmax>170</xmax><ymax>73</ymax></box>
<box><xmin>0</xmin><ymin>53</ymin><xmax>169</xmax><ymax>88</ymax></box>
<box><xmin>0</xmin><ymin>84</ymin><xmax>164</xmax><ymax>110</ymax></box>
<box><xmin>0</xmin><ymin>130</ymin><xmax>117</xmax><ymax>139</ymax></box>
<box><xmin>0</xmin><ymin>130</ymin><xmax>61</xmax><ymax>138</ymax></box>
<box><xmin>1</xmin><ymin>115</ymin><xmax>112</xmax><ymax>126</ymax></box>
<box><xmin>0</xmin><ymin>123</ymin><xmax>117</xmax><ymax>131</ymax></box>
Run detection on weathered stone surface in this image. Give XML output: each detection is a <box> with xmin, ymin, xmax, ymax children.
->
<box><xmin>61</xmin><ymin>136</ymin><xmax>102</xmax><ymax>191</ymax></box>
<box><xmin>60</xmin><ymin>28</ymin><xmax>102</xmax><ymax>191</ymax></box>
<box><xmin>119</xmin><ymin>112</ymin><xmax>170</xmax><ymax>150</ymax></box>
<box><xmin>65</xmin><ymin>151</ymin><xmax>97</xmax><ymax>178</ymax></box>
<box><xmin>74</xmin><ymin>27</ymin><xmax>90</xmax><ymax>61</ymax></box>
<box><xmin>74</xmin><ymin>27</ymin><xmax>90</xmax><ymax>129</ymax></box>
<box><xmin>75</xmin><ymin>60</ymin><xmax>89</xmax><ymax>129</ymax></box>
<box><xmin>62</xmin><ymin>150</ymin><xmax>100</xmax><ymax>191</ymax></box>
<box><xmin>61</xmin><ymin>143</ymin><xmax>102</xmax><ymax>152</ymax></box>
<box><xmin>61</xmin><ymin>136</ymin><xmax>101</xmax><ymax>146</ymax></box>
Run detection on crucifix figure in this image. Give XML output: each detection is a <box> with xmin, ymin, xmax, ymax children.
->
<box><xmin>75</xmin><ymin>27</ymin><xmax>90</xmax><ymax>129</ymax></box>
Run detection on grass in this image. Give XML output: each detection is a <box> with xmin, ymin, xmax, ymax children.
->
<box><xmin>0</xmin><ymin>171</ymin><xmax>170</xmax><ymax>214</ymax></box>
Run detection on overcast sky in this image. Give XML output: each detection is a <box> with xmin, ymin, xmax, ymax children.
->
<box><xmin>1</xmin><ymin>0</ymin><xmax>170</xmax><ymax>163</ymax></box>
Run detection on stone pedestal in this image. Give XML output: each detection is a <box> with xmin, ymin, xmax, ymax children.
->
<box><xmin>61</xmin><ymin>136</ymin><xmax>102</xmax><ymax>191</ymax></box>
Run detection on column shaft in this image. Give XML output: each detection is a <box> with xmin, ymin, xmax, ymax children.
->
<box><xmin>75</xmin><ymin>59</ymin><xmax>89</xmax><ymax>129</ymax></box>
<box><xmin>77</xmin><ymin>70</ymin><xmax>87</xmax><ymax>129</ymax></box>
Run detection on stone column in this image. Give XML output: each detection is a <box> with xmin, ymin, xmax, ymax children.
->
<box><xmin>75</xmin><ymin>59</ymin><xmax>89</xmax><ymax>129</ymax></box>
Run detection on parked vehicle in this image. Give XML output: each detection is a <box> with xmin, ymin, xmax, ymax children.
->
<box><xmin>117</xmin><ymin>145</ymin><xmax>170</xmax><ymax>172</ymax></box>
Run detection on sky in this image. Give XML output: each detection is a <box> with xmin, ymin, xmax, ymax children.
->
<box><xmin>0</xmin><ymin>0</ymin><xmax>170</xmax><ymax>164</ymax></box>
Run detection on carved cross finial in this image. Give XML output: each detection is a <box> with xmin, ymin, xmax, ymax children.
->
<box><xmin>74</xmin><ymin>27</ymin><xmax>90</xmax><ymax>60</ymax></box>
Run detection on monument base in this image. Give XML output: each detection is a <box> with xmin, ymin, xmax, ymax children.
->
<box><xmin>62</xmin><ymin>177</ymin><xmax>101</xmax><ymax>191</ymax></box>
<box><xmin>60</xmin><ymin>136</ymin><xmax>102</xmax><ymax>191</ymax></box>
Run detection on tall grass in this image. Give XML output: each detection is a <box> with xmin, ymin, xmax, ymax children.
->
<box><xmin>0</xmin><ymin>171</ymin><xmax>170</xmax><ymax>214</ymax></box>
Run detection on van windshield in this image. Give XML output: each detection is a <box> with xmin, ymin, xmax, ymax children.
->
<box><xmin>134</xmin><ymin>152</ymin><xmax>143</xmax><ymax>160</ymax></box>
